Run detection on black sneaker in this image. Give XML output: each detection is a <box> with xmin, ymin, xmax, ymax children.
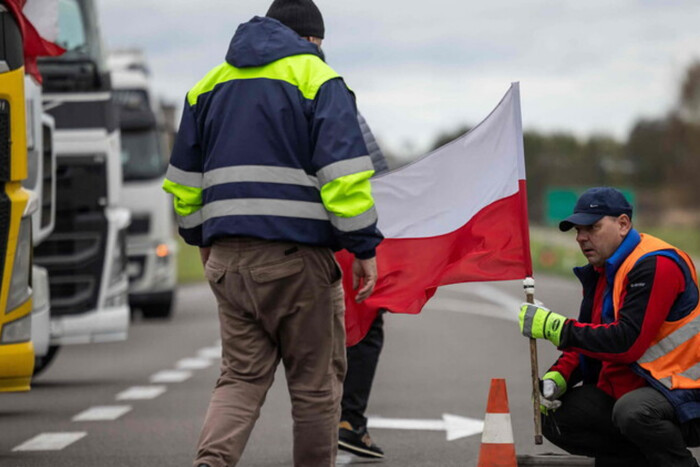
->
<box><xmin>338</xmin><ymin>421</ymin><xmax>385</xmax><ymax>459</ymax></box>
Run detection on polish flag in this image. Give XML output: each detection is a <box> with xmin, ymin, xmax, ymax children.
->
<box><xmin>3</xmin><ymin>0</ymin><xmax>65</xmax><ymax>83</ymax></box>
<box><xmin>337</xmin><ymin>83</ymin><xmax>532</xmax><ymax>346</ymax></box>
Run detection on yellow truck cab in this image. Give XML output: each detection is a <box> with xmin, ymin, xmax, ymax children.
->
<box><xmin>0</xmin><ymin>3</ymin><xmax>36</xmax><ymax>391</ymax></box>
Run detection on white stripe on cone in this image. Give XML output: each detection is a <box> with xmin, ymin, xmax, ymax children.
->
<box><xmin>481</xmin><ymin>413</ymin><xmax>514</xmax><ymax>444</ymax></box>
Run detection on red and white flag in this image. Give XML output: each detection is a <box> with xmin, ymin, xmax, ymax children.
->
<box><xmin>337</xmin><ymin>83</ymin><xmax>532</xmax><ymax>346</ymax></box>
<box><xmin>3</xmin><ymin>0</ymin><xmax>65</xmax><ymax>83</ymax></box>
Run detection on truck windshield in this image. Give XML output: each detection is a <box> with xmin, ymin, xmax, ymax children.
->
<box><xmin>121</xmin><ymin>129</ymin><xmax>167</xmax><ymax>181</ymax></box>
<box><xmin>56</xmin><ymin>0</ymin><xmax>87</xmax><ymax>52</ymax></box>
<box><xmin>53</xmin><ymin>0</ymin><xmax>105</xmax><ymax>66</ymax></box>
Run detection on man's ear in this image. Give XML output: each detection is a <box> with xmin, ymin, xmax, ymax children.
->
<box><xmin>618</xmin><ymin>214</ymin><xmax>632</xmax><ymax>235</ymax></box>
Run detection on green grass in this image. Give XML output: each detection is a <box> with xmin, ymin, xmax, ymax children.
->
<box><xmin>176</xmin><ymin>237</ymin><xmax>205</xmax><ymax>283</ymax></box>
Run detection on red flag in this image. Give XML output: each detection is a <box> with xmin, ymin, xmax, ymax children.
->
<box><xmin>2</xmin><ymin>0</ymin><xmax>65</xmax><ymax>83</ymax></box>
<box><xmin>338</xmin><ymin>83</ymin><xmax>532</xmax><ymax>346</ymax></box>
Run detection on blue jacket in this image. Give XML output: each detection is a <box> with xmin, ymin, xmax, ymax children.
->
<box><xmin>163</xmin><ymin>17</ymin><xmax>383</xmax><ymax>258</ymax></box>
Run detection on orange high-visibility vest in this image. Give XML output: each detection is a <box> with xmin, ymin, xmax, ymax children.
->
<box><xmin>612</xmin><ymin>234</ymin><xmax>700</xmax><ymax>390</ymax></box>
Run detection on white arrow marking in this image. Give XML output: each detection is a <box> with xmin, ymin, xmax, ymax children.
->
<box><xmin>367</xmin><ymin>414</ymin><xmax>484</xmax><ymax>441</ymax></box>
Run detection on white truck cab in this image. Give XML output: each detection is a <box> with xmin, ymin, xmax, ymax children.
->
<box><xmin>109</xmin><ymin>50</ymin><xmax>177</xmax><ymax>319</ymax></box>
<box><xmin>32</xmin><ymin>0</ymin><xmax>130</xmax><ymax>372</ymax></box>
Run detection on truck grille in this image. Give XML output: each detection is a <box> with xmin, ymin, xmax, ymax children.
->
<box><xmin>34</xmin><ymin>155</ymin><xmax>108</xmax><ymax>316</ymax></box>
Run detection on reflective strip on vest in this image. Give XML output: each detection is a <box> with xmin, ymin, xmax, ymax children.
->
<box><xmin>329</xmin><ymin>206</ymin><xmax>378</xmax><ymax>232</ymax></box>
<box><xmin>166</xmin><ymin>165</ymin><xmax>203</xmax><ymax>188</ymax></box>
<box><xmin>316</xmin><ymin>156</ymin><xmax>373</xmax><ymax>186</ymax></box>
<box><xmin>203</xmin><ymin>165</ymin><xmax>319</xmax><ymax>189</ymax></box>
<box><xmin>639</xmin><ymin>314</ymin><xmax>700</xmax><ymax>365</ymax></box>
<box><xmin>176</xmin><ymin>198</ymin><xmax>327</xmax><ymax>230</ymax></box>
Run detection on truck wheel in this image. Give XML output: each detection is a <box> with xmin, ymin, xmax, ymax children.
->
<box><xmin>142</xmin><ymin>292</ymin><xmax>174</xmax><ymax>319</ymax></box>
<box><xmin>33</xmin><ymin>345</ymin><xmax>60</xmax><ymax>376</ymax></box>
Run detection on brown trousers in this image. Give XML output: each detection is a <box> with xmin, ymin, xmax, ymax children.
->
<box><xmin>194</xmin><ymin>238</ymin><xmax>346</xmax><ymax>467</ymax></box>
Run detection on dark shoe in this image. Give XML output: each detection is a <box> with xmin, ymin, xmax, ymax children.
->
<box><xmin>338</xmin><ymin>420</ymin><xmax>385</xmax><ymax>458</ymax></box>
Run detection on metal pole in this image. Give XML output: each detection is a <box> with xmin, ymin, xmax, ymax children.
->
<box><xmin>524</xmin><ymin>277</ymin><xmax>543</xmax><ymax>445</ymax></box>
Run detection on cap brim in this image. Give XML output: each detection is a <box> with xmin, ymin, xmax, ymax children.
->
<box><xmin>558</xmin><ymin>213</ymin><xmax>605</xmax><ymax>232</ymax></box>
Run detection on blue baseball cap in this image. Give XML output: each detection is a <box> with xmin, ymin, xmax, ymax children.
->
<box><xmin>559</xmin><ymin>187</ymin><xmax>633</xmax><ymax>232</ymax></box>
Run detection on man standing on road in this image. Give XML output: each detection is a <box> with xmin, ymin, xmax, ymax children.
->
<box><xmin>162</xmin><ymin>1</ymin><xmax>383</xmax><ymax>466</ymax></box>
<box><xmin>519</xmin><ymin>187</ymin><xmax>700</xmax><ymax>466</ymax></box>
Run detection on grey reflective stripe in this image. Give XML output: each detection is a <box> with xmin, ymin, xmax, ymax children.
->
<box><xmin>678</xmin><ymin>362</ymin><xmax>700</xmax><ymax>385</ymax></box>
<box><xmin>204</xmin><ymin>198</ymin><xmax>327</xmax><ymax>222</ymax></box>
<box><xmin>203</xmin><ymin>165</ymin><xmax>318</xmax><ymax>189</ymax></box>
<box><xmin>329</xmin><ymin>206</ymin><xmax>377</xmax><ymax>232</ymax></box>
<box><xmin>523</xmin><ymin>304</ymin><xmax>537</xmax><ymax>336</ymax></box>
<box><xmin>638</xmin><ymin>313</ymin><xmax>700</xmax><ymax>364</ymax></box>
<box><xmin>177</xmin><ymin>209</ymin><xmax>204</xmax><ymax>229</ymax></box>
<box><xmin>658</xmin><ymin>376</ymin><xmax>673</xmax><ymax>389</ymax></box>
<box><xmin>316</xmin><ymin>156</ymin><xmax>373</xmax><ymax>186</ymax></box>
<box><xmin>166</xmin><ymin>165</ymin><xmax>203</xmax><ymax>188</ymax></box>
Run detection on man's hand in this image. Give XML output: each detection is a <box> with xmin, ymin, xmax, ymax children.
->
<box><xmin>199</xmin><ymin>246</ymin><xmax>211</xmax><ymax>266</ymax></box>
<box><xmin>353</xmin><ymin>256</ymin><xmax>377</xmax><ymax>303</ymax></box>
<box><xmin>519</xmin><ymin>303</ymin><xmax>566</xmax><ymax>346</ymax></box>
<box><xmin>539</xmin><ymin>371</ymin><xmax>566</xmax><ymax>415</ymax></box>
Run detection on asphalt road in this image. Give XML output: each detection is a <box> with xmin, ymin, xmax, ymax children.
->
<box><xmin>1</xmin><ymin>275</ymin><xmax>697</xmax><ymax>466</ymax></box>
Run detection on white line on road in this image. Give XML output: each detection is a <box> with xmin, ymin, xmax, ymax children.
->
<box><xmin>116</xmin><ymin>385</ymin><xmax>167</xmax><ymax>400</ymax></box>
<box><xmin>176</xmin><ymin>357</ymin><xmax>212</xmax><ymax>370</ymax></box>
<box><xmin>150</xmin><ymin>370</ymin><xmax>192</xmax><ymax>383</ymax></box>
<box><xmin>197</xmin><ymin>346</ymin><xmax>221</xmax><ymax>360</ymax></box>
<box><xmin>12</xmin><ymin>432</ymin><xmax>87</xmax><ymax>451</ymax></box>
<box><xmin>72</xmin><ymin>405</ymin><xmax>132</xmax><ymax>422</ymax></box>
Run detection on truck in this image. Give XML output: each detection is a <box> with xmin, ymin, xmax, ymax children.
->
<box><xmin>109</xmin><ymin>50</ymin><xmax>177</xmax><ymax>319</ymax></box>
<box><xmin>23</xmin><ymin>75</ymin><xmax>55</xmax><ymax>368</ymax></box>
<box><xmin>32</xmin><ymin>0</ymin><xmax>130</xmax><ymax>373</ymax></box>
<box><xmin>0</xmin><ymin>2</ymin><xmax>36</xmax><ymax>391</ymax></box>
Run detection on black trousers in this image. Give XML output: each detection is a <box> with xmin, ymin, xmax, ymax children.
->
<box><xmin>543</xmin><ymin>384</ymin><xmax>700</xmax><ymax>467</ymax></box>
<box><xmin>341</xmin><ymin>312</ymin><xmax>384</xmax><ymax>428</ymax></box>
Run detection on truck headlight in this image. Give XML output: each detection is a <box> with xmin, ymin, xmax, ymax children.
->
<box><xmin>6</xmin><ymin>216</ymin><xmax>32</xmax><ymax>312</ymax></box>
<box><xmin>2</xmin><ymin>313</ymin><xmax>31</xmax><ymax>344</ymax></box>
<box><xmin>110</xmin><ymin>229</ymin><xmax>127</xmax><ymax>286</ymax></box>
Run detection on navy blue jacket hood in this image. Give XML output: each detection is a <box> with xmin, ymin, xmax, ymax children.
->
<box><xmin>227</xmin><ymin>16</ymin><xmax>323</xmax><ymax>68</ymax></box>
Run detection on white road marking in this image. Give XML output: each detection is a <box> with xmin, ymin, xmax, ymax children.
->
<box><xmin>367</xmin><ymin>414</ymin><xmax>483</xmax><ymax>441</ymax></box>
<box><xmin>176</xmin><ymin>357</ymin><xmax>212</xmax><ymax>370</ymax></box>
<box><xmin>197</xmin><ymin>346</ymin><xmax>221</xmax><ymax>360</ymax></box>
<box><xmin>12</xmin><ymin>432</ymin><xmax>87</xmax><ymax>451</ymax></box>
<box><xmin>72</xmin><ymin>405</ymin><xmax>132</xmax><ymax>422</ymax></box>
<box><xmin>116</xmin><ymin>385</ymin><xmax>167</xmax><ymax>401</ymax></box>
<box><xmin>429</xmin><ymin>283</ymin><xmax>529</xmax><ymax>322</ymax></box>
<box><xmin>150</xmin><ymin>370</ymin><xmax>192</xmax><ymax>383</ymax></box>
<box><xmin>335</xmin><ymin>454</ymin><xmax>354</xmax><ymax>464</ymax></box>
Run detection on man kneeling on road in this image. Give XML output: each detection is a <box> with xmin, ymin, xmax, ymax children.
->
<box><xmin>519</xmin><ymin>187</ymin><xmax>700</xmax><ymax>466</ymax></box>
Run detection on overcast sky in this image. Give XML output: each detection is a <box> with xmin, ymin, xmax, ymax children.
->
<box><xmin>98</xmin><ymin>0</ymin><xmax>700</xmax><ymax>155</ymax></box>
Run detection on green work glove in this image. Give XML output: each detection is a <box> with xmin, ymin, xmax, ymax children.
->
<box><xmin>519</xmin><ymin>303</ymin><xmax>566</xmax><ymax>346</ymax></box>
<box><xmin>539</xmin><ymin>371</ymin><xmax>566</xmax><ymax>415</ymax></box>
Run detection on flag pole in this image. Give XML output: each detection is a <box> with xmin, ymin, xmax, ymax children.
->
<box><xmin>524</xmin><ymin>277</ymin><xmax>543</xmax><ymax>444</ymax></box>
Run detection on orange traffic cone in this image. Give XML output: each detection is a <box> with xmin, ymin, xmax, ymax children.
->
<box><xmin>477</xmin><ymin>378</ymin><xmax>517</xmax><ymax>467</ymax></box>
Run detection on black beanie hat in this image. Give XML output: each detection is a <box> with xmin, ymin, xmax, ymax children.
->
<box><xmin>266</xmin><ymin>0</ymin><xmax>325</xmax><ymax>39</ymax></box>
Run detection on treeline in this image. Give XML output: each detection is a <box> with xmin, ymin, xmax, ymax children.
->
<box><xmin>411</xmin><ymin>60</ymin><xmax>700</xmax><ymax>227</ymax></box>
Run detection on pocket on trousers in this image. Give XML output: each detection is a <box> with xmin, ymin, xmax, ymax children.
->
<box><xmin>250</xmin><ymin>257</ymin><xmax>305</xmax><ymax>283</ymax></box>
<box><xmin>204</xmin><ymin>261</ymin><xmax>226</xmax><ymax>284</ymax></box>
